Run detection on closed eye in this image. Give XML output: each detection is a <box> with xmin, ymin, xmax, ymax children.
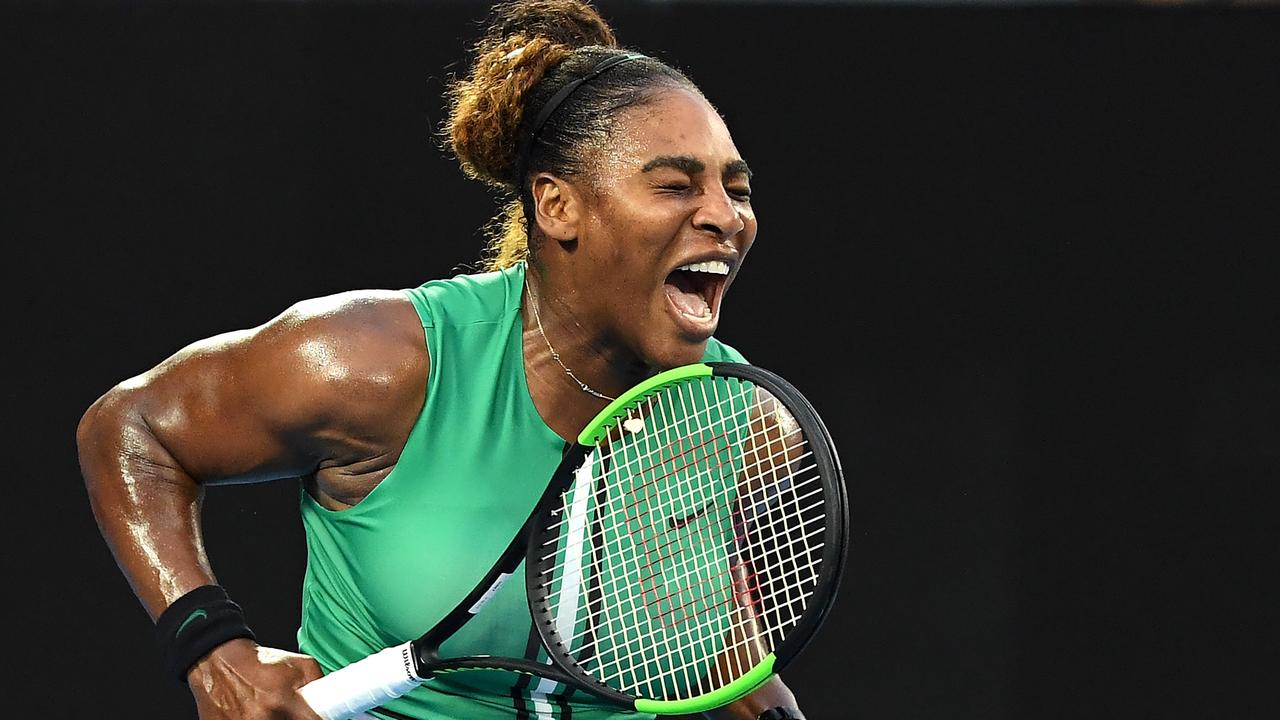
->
<box><xmin>653</xmin><ymin>182</ymin><xmax>750</xmax><ymax>203</ymax></box>
<box><xmin>656</xmin><ymin>183</ymin><xmax>750</xmax><ymax>198</ymax></box>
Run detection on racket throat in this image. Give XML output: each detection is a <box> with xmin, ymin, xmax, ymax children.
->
<box><xmin>410</xmin><ymin>646</ymin><xmax>441</xmax><ymax>680</ymax></box>
<box><xmin>422</xmin><ymin>653</ymin><xmax>581</xmax><ymax>686</ymax></box>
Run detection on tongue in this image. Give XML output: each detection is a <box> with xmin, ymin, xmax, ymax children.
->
<box><xmin>665</xmin><ymin>275</ymin><xmax>711</xmax><ymax>318</ymax></box>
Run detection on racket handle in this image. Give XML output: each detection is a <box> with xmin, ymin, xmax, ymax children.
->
<box><xmin>297</xmin><ymin>642</ymin><xmax>424</xmax><ymax>720</ymax></box>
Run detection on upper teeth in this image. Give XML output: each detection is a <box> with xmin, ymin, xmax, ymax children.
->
<box><xmin>677</xmin><ymin>260</ymin><xmax>730</xmax><ymax>275</ymax></box>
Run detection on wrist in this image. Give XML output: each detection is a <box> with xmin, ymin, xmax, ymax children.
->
<box><xmin>155</xmin><ymin>585</ymin><xmax>257</xmax><ymax>684</ymax></box>
<box><xmin>185</xmin><ymin>636</ymin><xmax>258</xmax><ymax>684</ymax></box>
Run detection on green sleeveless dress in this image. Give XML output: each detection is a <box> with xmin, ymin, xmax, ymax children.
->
<box><xmin>298</xmin><ymin>263</ymin><xmax>746</xmax><ymax>719</ymax></box>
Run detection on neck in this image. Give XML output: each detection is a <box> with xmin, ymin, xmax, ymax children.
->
<box><xmin>521</xmin><ymin>274</ymin><xmax>647</xmax><ymax>429</ymax></box>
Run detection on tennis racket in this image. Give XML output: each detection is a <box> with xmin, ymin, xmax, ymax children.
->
<box><xmin>298</xmin><ymin>362</ymin><xmax>848</xmax><ymax>719</ymax></box>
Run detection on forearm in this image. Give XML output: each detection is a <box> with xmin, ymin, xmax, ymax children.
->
<box><xmin>78</xmin><ymin>388</ymin><xmax>217</xmax><ymax>619</ymax></box>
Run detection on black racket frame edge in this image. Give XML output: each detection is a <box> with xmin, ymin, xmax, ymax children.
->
<box><xmin>524</xmin><ymin>361</ymin><xmax>850</xmax><ymax>705</ymax></box>
<box><xmin>407</xmin><ymin>446</ymin><xmax>586</xmax><ymax>688</ymax></box>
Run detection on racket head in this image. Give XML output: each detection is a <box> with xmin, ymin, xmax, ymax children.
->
<box><xmin>524</xmin><ymin>362</ymin><xmax>848</xmax><ymax>714</ymax></box>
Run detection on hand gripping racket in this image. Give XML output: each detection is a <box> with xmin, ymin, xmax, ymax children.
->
<box><xmin>298</xmin><ymin>362</ymin><xmax>849</xmax><ymax>719</ymax></box>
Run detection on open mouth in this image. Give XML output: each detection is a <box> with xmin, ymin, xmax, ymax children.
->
<box><xmin>663</xmin><ymin>260</ymin><xmax>730</xmax><ymax>327</ymax></box>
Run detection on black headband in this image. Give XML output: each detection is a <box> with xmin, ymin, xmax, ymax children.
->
<box><xmin>514</xmin><ymin>52</ymin><xmax>646</xmax><ymax>189</ymax></box>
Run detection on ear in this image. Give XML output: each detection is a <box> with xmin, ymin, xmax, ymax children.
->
<box><xmin>529</xmin><ymin>173</ymin><xmax>584</xmax><ymax>245</ymax></box>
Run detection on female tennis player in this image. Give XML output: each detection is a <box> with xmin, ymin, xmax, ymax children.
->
<box><xmin>77</xmin><ymin>1</ymin><xmax>805</xmax><ymax>718</ymax></box>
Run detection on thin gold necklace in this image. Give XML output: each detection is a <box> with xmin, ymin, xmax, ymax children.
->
<box><xmin>525</xmin><ymin>279</ymin><xmax>616</xmax><ymax>402</ymax></box>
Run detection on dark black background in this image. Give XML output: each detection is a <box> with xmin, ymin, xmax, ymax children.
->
<box><xmin>4</xmin><ymin>1</ymin><xmax>1277</xmax><ymax>717</ymax></box>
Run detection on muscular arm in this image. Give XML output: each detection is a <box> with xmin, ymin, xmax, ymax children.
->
<box><xmin>76</xmin><ymin>290</ymin><xmax>426</xmax><ymax>708</ymax></box>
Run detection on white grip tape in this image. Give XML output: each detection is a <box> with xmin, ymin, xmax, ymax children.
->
<box><xmin>297</xmin><ymin>642</ymin><xmax>424</xmax><ymax>720</ymax></box>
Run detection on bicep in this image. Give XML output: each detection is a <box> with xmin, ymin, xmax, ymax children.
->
<box><xmin>122</xmin><ymin>292</ymin><xmax>427</xmax><ymax>485</ymax></box>
<box><xmin>123</xmin><ymin>328</ymin><xmax>324</xmax><ymax>484</ymax></box>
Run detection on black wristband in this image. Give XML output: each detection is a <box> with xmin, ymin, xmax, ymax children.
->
<box><xmin>154</xmin><ymin>585</ymin><xmax>256</xmax><ymax>684</ymax></box>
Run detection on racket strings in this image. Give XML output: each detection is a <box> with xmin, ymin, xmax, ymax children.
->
<box><xmin>535</xmin><ymin>382</ymin><xmax>813</xmax><ymax>566</ymax></box>
<box><xmin>576</xmin><ymin>486</ymin><xmax>824</xmax><ymax>671</ymax></box>
<box><xmin>576</xmin><ymin>520</ymin><xmax>824</xmax><ymax>661</ymax></box>
<box><xmin>550</xmin><ymin>514</ymin><xmax>827</xmax><ymax>684</ymax></box>
<box><xmin>742</xmin><ymin>384</ymin><xmax>818</xmax><ymax>662</ymax></box>
<box><xmin>534</xmin><ymin>377</ymin><xmax>829</xmax><ymax>701</ymax></box>
<box><xmin>536</xmin><ymin>383</ymin><xmax>796</xmax><ymax>541</ymax></box>
<box><xmin>651</xmin><ymin>564</ymin><xmax>827</xmax><ymax>697</ymax></box>
<box><xmin>619</xmin><ymin>548</ymin><xmax>828</xmax><ymax>696</ymax></box>
<box><xmin>566</xmin><ymin>378</ymin><xmax>822</xmax><ymax>694</ymax></box>
<box><xmin>543</xmin><ymin>491</ymin><xmax>826</xmax><ymax>631</ymax></box>
<box><xmin>570</xmin><ymin>504</ymin><xmax>829</xmax><ymax>681</ymax></box>
<box><xmin>537</xmin><ymin>412</ymin><xmax>818</xmax><ymax>598</ymax></box>
<box><xmin>593</xmin><ymin>379</ymin><xmax>750</xmax><ymax>697</ymax></box>
<box><xmin>535</xmin><ymin>444</ymin><xmax>817</xmax><ymax>576</ymax></box>
<box><xmin>535</xmin><ymin>419</ymin><xmax>818</xmax><ymax>606</ymax></box>
<box><xmin>592</xmin><ymin>378</ymin><xmax>824</xmax><ymax>697</ymax></box>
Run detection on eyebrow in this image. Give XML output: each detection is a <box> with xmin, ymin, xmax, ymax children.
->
<box><xmin>642</xmin><ymin>155</ymin><xmax>753</xmax><ymax>181</ymax></box>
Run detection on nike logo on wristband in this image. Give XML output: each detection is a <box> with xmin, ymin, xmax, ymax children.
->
<box><xmin>176</xmin><ymin>609</ymin><xmax>208</xmax><ymax>636</ymax></box>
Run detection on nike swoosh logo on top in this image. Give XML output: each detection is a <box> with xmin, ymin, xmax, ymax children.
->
<box><xmin>176</xmin><ymin>609</ymin><xmax>208</xmax><ymax>636</ymax></box>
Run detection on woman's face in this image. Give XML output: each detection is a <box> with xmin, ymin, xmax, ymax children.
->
<box><xmin>564</xmin><ymin>87</ymin><xmax>757</xmax><ymax>370</ymax></box>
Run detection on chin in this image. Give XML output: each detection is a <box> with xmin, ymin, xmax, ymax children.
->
<box><xmin>645</xmin><ymin>336</ymin><xmax>711</xmax><ymax>371</ymax></box>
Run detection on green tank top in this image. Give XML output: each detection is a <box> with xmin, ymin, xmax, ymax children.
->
<box><xmin>298</xmin><ymin>263</ymin><xmax>747</xmax><ymax>719</ymax></box>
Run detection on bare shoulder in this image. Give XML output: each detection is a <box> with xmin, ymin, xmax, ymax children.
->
<box><xmin>252</xmin><ymin>289</ymin><xmax>428</xmax><ymax>430</ymax></box>
<box><xmin>270</xmin><ymin>289</ymin><xmax>425</xmax><ymax>374</ymax></box>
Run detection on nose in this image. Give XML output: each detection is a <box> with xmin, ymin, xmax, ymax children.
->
<box><xmin>692</xmin><ymin>187</ymin><xmax>746</xmax><ymax>240</ymax></box>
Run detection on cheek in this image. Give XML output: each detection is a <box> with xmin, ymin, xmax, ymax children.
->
<box><xmin>592</xmin><ymin>199</ymin><xmax>679</xmax><ymax>262</ymax></box>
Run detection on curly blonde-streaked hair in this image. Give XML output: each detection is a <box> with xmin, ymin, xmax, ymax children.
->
<box><xmin>444</xmin><ymin>0</ymin><xmax>698</xmax><ymax>271</ymax></box>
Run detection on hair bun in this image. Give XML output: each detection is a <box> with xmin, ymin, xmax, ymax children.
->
<box><xmin>479</xmin><ymin>0</ymin><xmax>617</xmax><ymax>55</ymax></box>
<box><xmin>448</xmin><ymin>1</ymin><xmax>618</xmax><ymax>191</ymax></box>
